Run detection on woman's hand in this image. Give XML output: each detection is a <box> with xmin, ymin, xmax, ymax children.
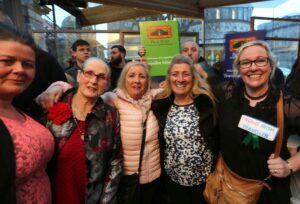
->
<box><xmin>267</xmin><ymin>154</ymin><xmax>291</xmax><ymax>178</ymax></box>
<box><xmin>138</xmin><ymin>46</ymin><xmax>146</xmax><ymax>57</ymax></box>
<box><xmin>159</xmin><ymin>81</ymin><xmax>166</xmax><ymax>88</ymax></box>
<box><xmin>36</xmin><ymin>81</ymin><xmax>72</xmax><ymax>110</ymax></box>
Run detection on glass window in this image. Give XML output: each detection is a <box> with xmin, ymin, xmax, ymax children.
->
<box><xmin>32</xmin><ymin>32</ymin><xmax>120</xmax><ymax>68</ymax></box>
<box><xmin>124</xmin><ymin>33</ymin><xmax>141</xmax><ymax>61</ymax></box>
<box><xmin>23</xmin><ymin>0</ymin><xmax>298</xmax><ymax>72</ymax></box>
<box><xmin>232</xmin><ymin>9</ymin><xmax>236</xmax><ymax>20</ymax></box>
<box><xmin>216</xmin><ymin>9</ymin><xmax>220</xmax><ymax>19</ymax></box>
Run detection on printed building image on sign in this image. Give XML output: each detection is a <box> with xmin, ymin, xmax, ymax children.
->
<box><xmin>148</xmin><ymin>25</ymin><xmax>172</xmax><ymax>39</ymax></box>
<box><xmin>140</xmin><ymin>21</ymin><xmax>180</xmax><ymax>77</ymax></box>
<box><xmin>229</xmin><ymin>36</ymin><xmax>257</xmax><ymax>52</ymax></box>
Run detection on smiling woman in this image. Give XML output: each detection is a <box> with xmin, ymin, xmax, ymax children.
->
<box><xmin>0</xmin><ymin>24</ymin><xmax>54</xmax><ymax>204</ymax></box>
<box><xmin>45</xmin><ymin>57</ymin><xmax>122</xmax><ymax>204</ymax></box>
<box><xmin>101</xmin><ymin>61</ymin><xmax>161</xmax><ymax>204</ymax></box>
<box><xmin>151</xmin><ymin>55</ymin><xmax>218</xmax><ymax>204</ymax></box>
<box><xmin>218</xmin><ymin>40</ymin><xmax>292</xmax><ymax>204</ymax></box>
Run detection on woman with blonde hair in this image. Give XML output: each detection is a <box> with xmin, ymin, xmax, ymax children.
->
<box><xmin>217</xmin><ymin>40</ymin><xmax>291</xmax><ymax>203</ymax></box>
<box><xmin>152</xmin><ymin>55</ymin><xmax>218</xmax><ymax>204</ymax></box>
<box><xmin>102</xmin><ymin>61</ymin><xmax>161</xmax><ymax>204</ymax></box>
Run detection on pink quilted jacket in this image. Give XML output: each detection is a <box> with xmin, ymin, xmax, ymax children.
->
<box><xmin>107</xmin><ymin>89</ymin><xmax>161</xmax><ymax>184</ymax></box>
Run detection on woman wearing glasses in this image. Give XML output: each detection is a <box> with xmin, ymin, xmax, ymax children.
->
<box><xmin>218</xmin><ymin>40</ymin><xmax>291</xmax><ymax>203</ymax></box>
<box><xmin>39</xmin><ymin>61</ymin><xmax>161</xmax><ymax>204</ymax></box>
<box><xmin>45</xmin><ymin>57</ymin><xmax>122</xmax><ymax>204</ymax></box>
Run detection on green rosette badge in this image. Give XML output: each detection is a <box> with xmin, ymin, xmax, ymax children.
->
<box><xmin>242</xmin><ymin>132</ymin><xmax>260</xmax><ymax>149</ymax></box>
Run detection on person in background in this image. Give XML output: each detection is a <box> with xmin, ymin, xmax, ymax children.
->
<box><xmin>284</xmin><ymin>57</ymin><xmax>300</xmax><ymax>204</ymax></box>
<box><xmin>45</xmin><ymin>57</ymin><xmax>122</xmax><ymax>204</ymax></box>
<box><xmin>0</xmin><ymin>23</ymin><xmax>54</xmax><ymax>204</ymax></box>
<box><xmin>64</xmin><ymin>39</ymin><xmax>91</xmax><ymax>86</ymax></box>
<box><xmin>181</xmin><ymin>41</ymin><xmax>208</xmax><ymax>79</ymax></box>
<box><xmin>212</xmin><ymin>60</ymin><xmax>224</xmax><ymax>81</ymax></box>
<box><xmin>0</xmin><ymin>9</ymin><xmax>68</xmax><ymax>120</ymax></box>
<box><xmin>181</xmin><ymin>41</ymin><xmax>223</xmax><ymax>98</ymax></box>
<box><xmin>152</xmin><ymin>55</ymin><xmax>218</xmax><ymax>204</ymax></box>
<box><xmin>219</xmin><ymin>40</ymin><xmax>291</xmax><ymax>203</ymax></box>
<box><xmin>271</xmin><ymin>67</ymin><xmax>285</xmax><ymax>89</ymax></box>
<box><xmin>109</xmin><ymin>45</ymin><xmax>128</xmax><ymax>90</ymax></box>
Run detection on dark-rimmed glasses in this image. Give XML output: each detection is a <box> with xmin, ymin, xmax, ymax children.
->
<box><xmin>238</xmin><ymin>57</ymin><xmax>269</xmax><ymax>69</ymax></box>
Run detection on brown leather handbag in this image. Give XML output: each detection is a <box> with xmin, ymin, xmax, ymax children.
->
<box><xmin>203</xmin><ymin>92</ymin><xmax>284</xmax><ymax>204</ymax></box>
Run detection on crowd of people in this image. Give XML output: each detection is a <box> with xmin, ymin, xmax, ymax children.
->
<box><xmin>1</xmin><ymin>14</ymin><xmax>300</xmax><ymax>204</ymax></box>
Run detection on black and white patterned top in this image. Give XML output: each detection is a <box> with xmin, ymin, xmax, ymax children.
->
<box><xmin>163</xmin><ymin>103</ymin><xmax>212</xmax><ymax>186</ymax></box>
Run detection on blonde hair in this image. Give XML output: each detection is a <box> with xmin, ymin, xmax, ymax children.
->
<box><xmin>233</xmin><ymin>40</ymin><xmax>277</xmax><ymax>78</ymax></box>
<box><xmin>155</xmin><ymin>55</ymin><xmax>217</xmax><ymax>121</ymax></box>
<box><xmin>117</xmin><ymin>61</ymin><xmax>151</xmax><ymax>93</ymax></box>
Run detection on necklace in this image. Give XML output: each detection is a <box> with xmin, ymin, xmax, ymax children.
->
<box><xmin>72</xmin><ymin>114</ymin><xmax>85</xmax><ymax>140</ymax></box>
<box><xmin>244</xmin><ymin>87</ymin><xmax>269</xmax><ymax>100</ymax></box>
<box><xmin>72</xmin><ymin>94</ymin><xmax>91</xmax><ymax>120</ymax></box>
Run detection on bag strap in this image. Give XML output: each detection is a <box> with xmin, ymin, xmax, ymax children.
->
<box><xmin>274</xmin><ymin>91</ymin><xmax>284</xmax><ymax>158</ymax></box>
<box><xmin>263</xmin><ymin>91</ymin><xmax>284</xmax><ymax>182</ymax></box>
<box><xmin>137</xmin><ymin>121</ymin><xmax>147</xmax><ymax>176</ymax></box>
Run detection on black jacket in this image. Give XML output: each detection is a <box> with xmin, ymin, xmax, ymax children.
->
<box><xmin>151</xmin><ymin>94</ymin><xmax>219</xmax><ymax>171</ymax></box>
<box><xmin>0</xmin><ymin>120</ymin><xmax>16</xmax><ymax>204</ymax></box>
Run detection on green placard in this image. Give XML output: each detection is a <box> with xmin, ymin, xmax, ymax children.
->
<box><xmin>139</xmin><ymin>20</ymin><xmax>180</xmax><ymax>76</ymax></box>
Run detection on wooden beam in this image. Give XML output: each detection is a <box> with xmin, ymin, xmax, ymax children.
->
<box><xmin>80</xmin><ymin>5</ymin><xmax>162</xmax><ymax>25</ymax></box>
<box><xmin>196</xmin><ymin>0</ymin><xmax>269</xmax><ymax>8</ymax></box>
<box><xmin>83</xmin><ymin>0</ymin><xmax>204</xmax><ymax>18</ymax></box>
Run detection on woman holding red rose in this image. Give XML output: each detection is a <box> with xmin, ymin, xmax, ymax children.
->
<box><xmin>0</xmin><ymin>24</ymin><xmax>54</xmax><ymax>203</ymax></box>
<box><xmin>46</xmin><ymin>57</ymin><xmax>122</xmax><ymax>204</ymax></box>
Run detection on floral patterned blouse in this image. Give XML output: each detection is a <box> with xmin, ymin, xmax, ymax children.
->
<box><xmin>1</xmin><ymin>113</ymin><xmax>54</xmax><ymax>204</ymax></box>
<box><xmin>164</xmin><ymin>103</ymin><xmax>212</xmax><ymax>186</ymax></box>
<box><xmin>46</xmin><ymin>90</ymin><xmax>122</xmax><ymax>204</ymax></box>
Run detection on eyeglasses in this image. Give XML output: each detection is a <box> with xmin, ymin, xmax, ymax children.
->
<box><xmin>238</xmin><ymin>57</ymin><xmax>269</xmax><ymax>69</ymax></box>
<box><xmin>81</xmin><ymin>70</ymin><xmax>108</xmax><ymax>81</ymax></box>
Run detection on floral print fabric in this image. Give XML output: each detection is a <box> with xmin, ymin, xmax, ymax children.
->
<box><xmin>1</xmin><ymin>114</ymin><xmax>54</xmax><ymax>204</ymax></box>
<box><xmin>46</xmin><ymin>91</ymin><xmax>122</xmax><ymax>204</ymax></box>
<box><xmin>163</xmin><ymin>103</ymin><xmax>212</xmax><ymax>186</ymax></box>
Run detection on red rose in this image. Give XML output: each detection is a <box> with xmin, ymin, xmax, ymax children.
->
<box><xmin>48</xmin><ymin>102</ymin><xmax>72</xmax><ymax>125</ymax></box>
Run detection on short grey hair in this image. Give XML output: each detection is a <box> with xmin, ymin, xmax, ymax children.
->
<box><xmin>82</xmin><ymin>57</ymin><xmax>110</xmax><ymax>78</ymax></box>
<box><xmin>82</xmin><ymin>57</ymin><xmax>111</xmax><ymax>89</ymax></box>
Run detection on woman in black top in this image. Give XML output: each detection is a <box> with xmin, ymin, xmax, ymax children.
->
<box><xmin>152</xmin><ymin>55</ymin><xmax>218</xmax><ymax>204</ymax></box>
<box><xmin>219</xmin><ymin>40</ymin><xmax>291</xmax><ymax>203</ymax></box>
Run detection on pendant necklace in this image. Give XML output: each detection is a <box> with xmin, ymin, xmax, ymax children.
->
<box><xmin>72</xmin><ymin>95</ymin><xmax>87</xmax><ymax>140</ymax></box>
<box><xmin>72</xmin><ymin>114</ymin><xmax>85</xmax><ymax>140</ymax></box>
<box><xmin>244</xmin><ymin>87</ymin><xmax>269</xmax><ymax>100</ymax></box>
